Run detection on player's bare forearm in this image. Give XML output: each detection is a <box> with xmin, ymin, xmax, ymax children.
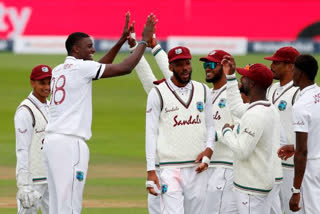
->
<box><xmin>100</xmin><ymin>14</ymin><xmax>156</xmax><ymax>78</ymax></box>
<box><xmin>293</xmin><ymin>132</ymin><xmax>308</xmax><ymax>189</ymax></box>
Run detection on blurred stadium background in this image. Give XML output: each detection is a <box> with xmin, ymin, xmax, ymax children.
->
<box><xmin>1</xmin><ymin>0</ymin><xmax>320</xmax><ymax>213</ymax></box>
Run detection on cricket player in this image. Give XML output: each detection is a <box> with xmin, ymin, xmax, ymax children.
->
<box><xmin>127</xmin><ymin>26</ymin><xmax>171</xmax><ymax>214</ymax></box>
<box><xmin>288</xmin><ymin>54</ymin><xmax>320</xmax><ymax>213</ymax></box>
<box><xmin>221</xmin><ymin>57</ymin><xmax>281</xmax><ymax>214</ymax></box>
<box><xmin>43</xmin><ymin>13</ymin><xmax>157</xmax><ymax>214</ymax></box>
<box><xmin>145</xmin><ymin>46</ymin><xmax>215</xmax><ymax>214</ymax></box>
<box><xmin>264</xmin><ymin>47</ymin><xmax>303</xmax><ymax>214</ymax></box>
<box><xmin>199</xmin><ymin>50</ymin><xmax>237</xmax><ymax>214</ymax></box>
<box><xmin>14</xmin><ymin>65</ymin><xmax>52</xmax><ymax>214</ymax></box>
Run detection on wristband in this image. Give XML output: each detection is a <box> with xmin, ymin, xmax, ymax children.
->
<box><xmin>202</xmin><ymin>156</ymin><xmax>210</xmax><ymax>165</ymax></box>
<box><xmin>146</xmin><ymin>180</ymin><xmax>155</xmax><ymax>188</ymax></box>
<box><xmin>131</xmin><ymin>32</ymin><xmax>136</xmax><ymax>40</ymax></box>
<box><xmin>138</xmin><ymin>41</ymin><xmax>148</xmax><ymax>46</ymax></box>
<box><xmin>291</xmin><ymin>186</ymin><xmax>300</xmax><ymax>194</ymax></box>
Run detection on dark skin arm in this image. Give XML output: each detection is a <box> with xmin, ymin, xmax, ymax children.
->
<box><xmin>98</xmin><ymin>12</ymin><xmax>131</xmax><ymax>64</ymax></box>
<box><xmin>289</xmin><ymin>132</ymin><xmax>308</xmax><ymax>212</ymax></box>
<box><xmin>195</xmin><ymin>147</ymin><xmax>213</xmax><ymax>173</ymax></box>
<box><xmin>100</xmin><ymin>14</ymin><xmax>157</xmax><ymax>78</ymax></box>
<box><xmin>146</xmin><ymin>170</ymin><xmax>160</xmax><ymax>196</ymax></box>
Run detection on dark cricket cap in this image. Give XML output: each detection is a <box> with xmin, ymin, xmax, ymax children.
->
<box><xmin>168</xmin><ymin>46</ymin><xmax>192</xmax><ymax>63</ymax></box>
<box><xmin>199</xmin><ymin>50</ymin><xmax>231</xmax><ymax>63</ymax></box>
<box><xmin>236</xmin><ymin>63</ymin><xmax>273</xmax><ymax>89</ymax></box>
<box><xmin>30</xmin><ymin>65</ymin><xmax>52</xmax><ymax>80</ymax></box>
<box><xmin>264</xmin><ymin>47</ymin><xmax>300</xmax><ymax>63</ymax></box>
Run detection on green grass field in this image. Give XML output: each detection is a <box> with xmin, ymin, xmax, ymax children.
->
<box><xmin>1</xmin><ymin>52</ymin><xmax>320</xmax><ymax>213</ymax></box>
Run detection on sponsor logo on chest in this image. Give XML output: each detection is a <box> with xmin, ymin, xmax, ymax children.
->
<box><xmin>173</xmin><ymin>115</ymin><xmax>201</xmax><ymax>127</ymax></box>
<box><xmin>213</xmin><ymin>111</ymin><xmax>221</xmax><ymax>120</ymax></box>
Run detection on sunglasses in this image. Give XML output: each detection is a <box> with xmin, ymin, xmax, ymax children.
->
<box><xmin>203</xmin><ymin>61</ymin><xmax>218</xmax><ymax>70</ymax></box>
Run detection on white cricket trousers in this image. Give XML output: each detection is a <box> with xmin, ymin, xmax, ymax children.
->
<box><xmin>234</xmin><ymin>190</ymin><xmax>270</xmax><ymax>214</ymax></box>
<box><xmin>204</xmin><ymin>167</ymin><xmax>237</xmax><ymax>214</ymax></box>
<box><xmin>280</xmin><ymin>167</ymin><xmax>304</xmax><ymax>214</ymax></box>
<box><xmin>158</xmin><ymin>166</ymin><xmax>208</xmax><ymax>214</ymax></box>
<box><xmin>43</xmin><ymin>133</ymin><xmax>89</xmax><ymax>214</ymax></box>
<box><xmin>17</xmin><ymin>183</ymin><xmax>49</xmax><ymax>214</ymax></box>
<box><xmin>267</xmin><ymin>183</ymin><xmax>281</xmax><ymax>214</ymax></box>
<box><xmin>301</xmin><ymin>159</ymin><xmax>320</xmax><ymax>214</ymax></box>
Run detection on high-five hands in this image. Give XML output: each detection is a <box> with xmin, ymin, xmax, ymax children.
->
<box><xmin>142</xmin><ymin>14</ymin><xmax>158</xmax><ymax>45</ymax></box>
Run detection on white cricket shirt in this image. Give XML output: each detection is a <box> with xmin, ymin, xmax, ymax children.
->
<box><xmin>292</xmin><ymin>84</ymin><xmax>320</xmax><ymax>159</ymax></box>
<box><xmin>145</xmin><ymin>78</ymin><xmax>214</xmax><ymax>171</ymax></box>
<box><xmin>15</xmin><ymin>92</ymin><xmax>49</xmax><ymax>183</ymax></box>
<box><xmin>46</xmin><ymin>56</ymin><xmax>105</xmax><ymax>140</ymax></box>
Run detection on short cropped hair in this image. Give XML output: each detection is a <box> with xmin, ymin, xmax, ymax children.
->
<box><xmin>295</xmin><ymin>54</ymin><xmax>319</xmax><ymax>81</ymax></box>
<box><xmin>65</xmin><ymin>32</ymin><xmax>89</xmax><ymax>55</ymax></box>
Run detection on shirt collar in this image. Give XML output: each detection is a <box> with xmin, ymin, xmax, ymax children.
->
<box><xmin>281</xmin><ymin>80</ymin><xmax>293</xmax><ymax>89</ymax></box>
<box><xmin>300</xmin><ymin>83</ymin><xmax>317</xmax><ymax>96</ymax></box>
<box><xmin>167</xmin><ymin>77</ymin><xmax>192</xmax><ymax>91</ymax></box>
<box><xmin>247</xmin><ymin>100</ymin><xmax>271</xmax><ymax>110</ymax></box>
<box><xmin>65</xmin><ymin>56</ymin><xmax>81</xmax><ymax>62</ymax></box>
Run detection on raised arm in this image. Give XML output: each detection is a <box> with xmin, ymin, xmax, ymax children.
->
<box><xmin>98</xmin><ymin>12</ymin><xmax>131</xmax><ymax>64</ymax></box>
<box><xmin>222</xmin><ymin>56</ymin><xmax>249</xmax><ymax>118</ymax></box>
<box><xmin>128</xmin><ymin>22</ymin><xmax>157</xmax><ymax>94</ymax></box>
<box><xmin>150</xmin><ymin>37</ymin><xmax>172</xmax><ymax>80</ymax></box>
<box><xmin>100</xmin><ymin>14</ymin><xmax>157</xmax><ymax>79</ymax></box>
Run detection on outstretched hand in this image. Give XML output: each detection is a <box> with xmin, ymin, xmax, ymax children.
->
<box><xmin>120</xmin><ymin>11</ymin><xmax>131</xmax><ymax>42</ymax></box>
<box><xmin>127</xmin><ymin>21</ymin><xmax>137</xmax><ymax>48</ymax></box>
<box><xmin>142</xmin><ymin>13</ymin><xmax>157</xmax><ymax>44</ymax></box>
<box><xmin>221</xmin><ymin>55</ymin><xmax>236</xmax><ymax>75</ymax></box>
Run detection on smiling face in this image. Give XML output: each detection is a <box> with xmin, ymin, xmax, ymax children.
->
<box><xmin>204</xmin><ymin>61</ymin><xmax>223</xmax><ymax>83</ymax></box>
<box><xmin>169</xmin><ymin>59</ymin><xmax>192</xmax><ymax>87</ymax></box>
<box><xmin>31</xmin><ymin>77</ymin><xmax>51</xmax><ymax>103</ymax></box>
<box><xmin>74</xmin><ymin>37</ymin><xmax>95</xmax><ymax>60</ymax></box>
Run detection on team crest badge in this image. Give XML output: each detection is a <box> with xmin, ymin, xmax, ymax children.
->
<box><xmin>197</xmin><ymin>101</ymin><xmax>204</xmax><ymax>112</ymax></box>
<box><xmin>218</xmin><ymin>98</ymin><xmax>226</xmax><ymax>108</ymax></box>
<box><xmin>175</xmin><ymin>48</ymin><xmax>182</xmax><ymax>54</ymax></box>
<box><xmin>76</xmin><ymin>171</ymin><xmax>84</xmax><ymax>181</ymax></box>
<box><xmin>278</xmin><ymin>100</ymin><xmax>287</xmax><ymax>111</ymax></box>
<box><xmin>161</xmin><ymin>184</ymin><xmax>168</xmax><ymax>194</ymax></box>
<box><xmin>41</xmin><ymin>66</ymin><xmax>49</xmax><ymax>72</ymax></box>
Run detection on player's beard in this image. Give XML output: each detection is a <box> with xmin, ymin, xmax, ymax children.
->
<box><xmin>206</xmin><ymin>68</ymin><xmax>223</xmax><ymax>83</ymax></box>
<box><xmin>239</xmin><ymin>85</ymin><xmax>249</xmax><ymax>96</ymax></box>
<box><xmin>173</xmin><ymin>69</ymin><xmax>192</xmax><ymax>85</ymax></box>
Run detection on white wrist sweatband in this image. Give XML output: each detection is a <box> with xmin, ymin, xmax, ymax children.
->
<box><xmin>202</xmin><ymin>156</ymin><xmax>210</xmax><ymax>165</ymax></box>
<box><xmin>131</xmin><ymin>32</ymin><xmax>136</xmax><ymax>40</ymax></box>
<box><xmin>146</xmin><ymin>180</ymin><xmax>155</xmax><ymax>188</ymax></box>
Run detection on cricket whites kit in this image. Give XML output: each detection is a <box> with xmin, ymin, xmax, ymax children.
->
<box><xmin>15</xmin><ymin>93</ymin><xmax>50</xmax><ymax>214</ymax></box>
<box><xmin>292</xmin><ymin>84</ymin><xmax>320</xmax><ymax>214</ymax></box>
<box><xmin>44</xmin><ymin>56</ymin><xmax>105</xmax><ymax>214</ymax></box>
<box><xmin>131</xmin><ymin>43</ymin><xmax>171</xmax><ymax>214</ymax></box>
<box><xmin>146</xmin><ymin>78</ymin><xmax>214</xmax><ymax>214</ymax></box>
<box><xmin>223</xmin><ymin>73</ymin><xmax>280</xmax><ymax>214</ymax></box>
<box><xmin>267</xmin><ymin>81</ymin><xmax>304</xmax><ymax>214</ymax></box>
<box><xmin>205</xmin><ymin>85</ymin><xmax>237</xmax><ymax>214</ymax></box>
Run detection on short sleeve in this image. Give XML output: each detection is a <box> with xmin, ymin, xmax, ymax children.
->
<box><xmin>78</xmin><ymin>60</ymin><xmax>106</xmax><ymax>80</ymax></box>
<box><xmin>292</xmin><ymin>103</ymin><xmax>310</xmax><ymax>133</ymax></box>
